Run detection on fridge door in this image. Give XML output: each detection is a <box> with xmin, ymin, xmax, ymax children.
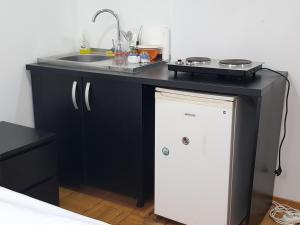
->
<box><xmin>155</xmin><ymin>89</ymin><xmax>236</xmax><ymax>225</ymax></box>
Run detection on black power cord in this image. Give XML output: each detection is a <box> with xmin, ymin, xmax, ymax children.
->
<box><xmin>260</xmin><ymin>68</ymin><xmax>290</xmax><ymax>176</ymax></box>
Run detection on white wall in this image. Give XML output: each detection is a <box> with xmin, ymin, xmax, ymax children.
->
<box><xmin>76</xmin><ymin>0</ymin><xmax>300</xmax><ymax>201</ymax></box>
<box><xmin>0</xmin><ymin>0</ymin><xmax>77</xmax><ymax>127</ymax></box>
<box><xmin>75</xmin><ymin>0</ymin><xmax>172</xmax><ymax>49</ymax></box>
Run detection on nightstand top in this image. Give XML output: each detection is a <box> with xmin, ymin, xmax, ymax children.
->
<box><xmin>0</xmin><ymin>122</ymin><xmax>55</xmax><ymax>160</ymax></box>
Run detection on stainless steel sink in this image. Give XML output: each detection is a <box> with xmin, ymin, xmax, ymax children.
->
<box><xmin>37</xmin><ymin>51</ymin><xmax>165</xmax><ymax>73</ymax></box>
<box><xmin>58</xmin><ymin>55</ymin><xmax>109</xmax><ymax>62</ymax></box>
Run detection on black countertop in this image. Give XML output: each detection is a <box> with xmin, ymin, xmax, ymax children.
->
<box><xmin>0</xmin><ymin>122</ymin><xmax>55</xmax><ymax>160</ymax></box>
<box><xmin>26</xmin><ymin>63</ymin><xmax>287</xmax><ymax>97</ymax></box>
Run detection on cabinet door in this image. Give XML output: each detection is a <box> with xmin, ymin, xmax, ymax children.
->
<box><xmin>83</xmin><ymin>77</ymin><xmax>143</xmax><ymax>199</ymax></box>
<box><xmin>31</xmin><ymin>70</ymin><xmax>84</xmax><ymax>185</ymax></box>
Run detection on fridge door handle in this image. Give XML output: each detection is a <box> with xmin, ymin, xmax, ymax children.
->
<box><xmin>85</xmin><ymin>82</ymin><xmax>91</xmax><ymax>112</ymax></box>
<box><xmin>72</xmin><ymin>81</ymin><xmax>79</xmax><ymax>110</ymax></box>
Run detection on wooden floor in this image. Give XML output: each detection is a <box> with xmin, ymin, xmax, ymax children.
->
<box><xmin>59</xmin><ymin>186</ymin><xmax>300</xmax><ymax>225</ymax></box>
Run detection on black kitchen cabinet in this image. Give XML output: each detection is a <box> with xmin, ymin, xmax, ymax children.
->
<box><xmin>31</xmin><ymin>70</ymin><xmax>84</xmax><ymax>185</ymax></box>
<box><xmin>83</xmin><ymin>77</ymin><xmax>146</xmax><ymax>205</ymax></box>
<box><xmin>30</xmin><ymin>70</ymin><xmax>153</xmax><ymax>206</ymax></box>
<box><xmin>27</xmin><ymin>63</ymin><xmax>286</xmax><ymax>224</ymax></box>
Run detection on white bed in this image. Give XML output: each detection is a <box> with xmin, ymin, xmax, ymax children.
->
<box><xmin>0</xmin><ymin>187</ymin><xmax>109</xmax><ymax>225</ymax></box>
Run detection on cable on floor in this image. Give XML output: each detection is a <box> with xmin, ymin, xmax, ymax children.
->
<box><xmin>269</xmin><ymin>201</ymin><xmax>300</xmax><ymax>224</ymax></box>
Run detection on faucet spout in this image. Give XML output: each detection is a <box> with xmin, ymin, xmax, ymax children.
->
<box><xmin>92</xmin><ymin>9</ymin><xmax>121</xmax><ymax>43</ymax></box>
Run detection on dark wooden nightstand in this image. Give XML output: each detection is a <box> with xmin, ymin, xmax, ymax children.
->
<box><xmin>0</xmin><ymin>121</ymin><xmax>58</xmax><ymax>205</ymax></box>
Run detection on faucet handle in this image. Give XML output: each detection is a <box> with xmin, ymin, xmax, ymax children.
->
<box><xmin>121</xmin><ymin>30</ymin><xmax>133</xmax><ymax>42</ymax></box>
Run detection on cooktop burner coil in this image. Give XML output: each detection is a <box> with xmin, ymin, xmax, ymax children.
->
<box><xmin>219</xmin><ymin>59</ymin><xmax>252</xmax><ymax>66</ymax></box>
<box><xmin>186</xmin><ymin>57</ymin><xmax>211</xmax><ymax>63</ymax></box>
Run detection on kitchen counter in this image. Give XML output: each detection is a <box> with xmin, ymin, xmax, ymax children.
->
<box><xmin>26</xmin><ymin>62</ymin><xmax>287</xmax><ymax>225</ymax></box>
<box><xmin>26</xmin><ymin>63</ymin><xmax>286</xmax><ymax>97</ymax></box>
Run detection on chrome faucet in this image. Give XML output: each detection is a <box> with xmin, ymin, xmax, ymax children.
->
<box><xmin>92</xmin><ymin>9</ymin><xmax>121</xmax><ymax>45</ymax></box>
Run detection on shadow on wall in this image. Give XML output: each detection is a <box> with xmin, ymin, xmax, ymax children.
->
<box><xmin>80</xmin><ymin>18</ymin><xmax>118</xmax><ymax>49</ymax></box>
<box><xmin>14</xmin><ymin>70</ymin><xmax>34</xmax><ymax>128</ymax></box>
<box><xmin>95</xmin><ymin>25</ymin><xmax>116</xmax><ymax>49</ymax></box>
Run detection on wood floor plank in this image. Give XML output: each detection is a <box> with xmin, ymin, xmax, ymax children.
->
<box><xmin>131</xmin><ymin>201</ymin><xmax>154</xmax><ymax>217</ymax></box>
<box><xmin>85</xmin><ymin>202</ymin><xmax>126</xmax><ymax>224</ymax></box>
<box><xmin>273</xmin><ymin>196</ymin><xmax>300</xmax><ymax>209</ymax></box>
<box><xmin>60</xmin><ymin>190</ymin><xmax>103</xmax><ymax>214</ymax></box>
<box><xmin>118</xmin><ymin>214</ymin><xmax>146</xmax><ymax>225</ymax></box>
<box><xmin>59</xmin><ymin>186</ymin><xmax>300</xmax><ymax>225</ymax></box>
<box><xmin>59</xmin><ymin>186</ymin><xmax>74</xmax><ymax>199</ymax></box>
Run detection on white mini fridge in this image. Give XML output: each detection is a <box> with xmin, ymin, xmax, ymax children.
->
<box><xmin>155</xmin><ymin>88</ymin><xmax>246</xmax><ymax>225</ymax></box>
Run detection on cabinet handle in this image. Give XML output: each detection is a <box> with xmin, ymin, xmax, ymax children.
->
<box><xmin>85</xmin><ymin>82</ymin><xmax>91</xmax><ymax>111</ymax></box>
<box><xmin>72</xmin><ymin>81</ymin><xmax>79</xmax><ymax>110</ymax></box>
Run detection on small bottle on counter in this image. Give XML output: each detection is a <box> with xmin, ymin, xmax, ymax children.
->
<box><xmin>128</xmin><ymin>52</ymin><xmax>140</xmax><ymax>64</ymax></box>
<box><xmin>140</xmin><ymin>52</ymin><xmax>150</xmax><ymax>64</ymax></box>
<box><xmin>80</xmin><ymin>34</ymin><xmax>91</xmax><ymax>54</ymax></box>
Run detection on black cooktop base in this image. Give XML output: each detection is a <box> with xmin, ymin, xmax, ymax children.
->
<box><xmin>168</xmin><ymin>64</ymin><xmax>263</xmax><ymax>80</ymax></box>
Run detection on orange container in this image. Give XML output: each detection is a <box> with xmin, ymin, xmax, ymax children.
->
<box><xmin>137</xmin><ymin>48</ymin><xmax>160</xmax><ymax>61</ymax></box>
